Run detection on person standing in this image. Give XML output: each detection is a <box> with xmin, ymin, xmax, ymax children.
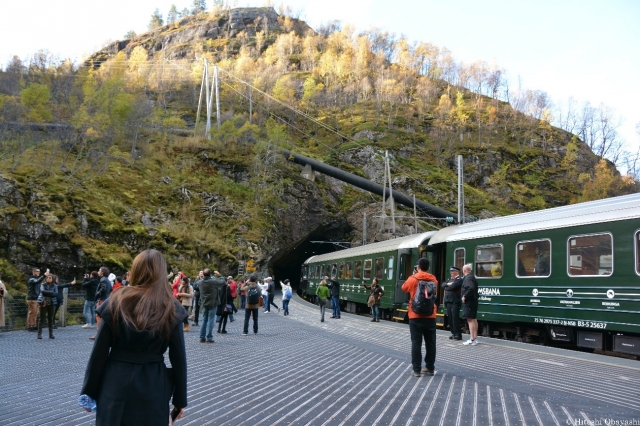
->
<box><xmin>401</xmin><ymin>258</ymin><xmax>438</xmax><ymax>377</ymax></box>
<box><xmin>241</xmin><ymin>275</ymin><xmax>260</xmax><ymax>335</ymax></box>
<box><xmin>0</xmin><ymin>275</ymin><xmax>7</xmax><ymax>329</ymax></box>
<box><xmin>177</xmin><ymin>277</ymin><xmax>194</xmax><ymax>332</ymax></box>
<box><xmin>26</xmin><ymin>268</ymin><xmax>47</xmax><ymax>331</ymax></box>
<box><xmin>199</xmin><ymin>269</ymin><xmax>224</xmax><ymax>343</ymax></box>
<box><xmin>264</xmin><ymin>277</ymin><xmax>280</xmax><ymax>313</ymax></box>
<box><xmin>191</xmin><ymin>270</ymin><xmax>204</xmax><ymax>326</ymax></box>
<box><xmin>462</xmin><ymin>263</ymin><xmax>480</xmax><ymax>346</ymax></box>
<box><xmin>327</xmin><ymin>276</ymin><xmax>341</xmax><ymax>319</ymax></box>
<box><xmin>227</xmin><ymin>276</ymin><xmax>238</xmax><ymax>322</ymax></box>
<box><xmin>442</xmin><ymin>266</ymin><xmax>463</xmax><ymax>340</ymax></box>
<box><xmin>362</xmin><ymin>278</ymin><xmax>384</xmax><ymax>322</ymax></box>
<box><xmin>217</xmin><ymin>280</ymin><xmax>232</xmax><ymax>334</ymax></box>
<box><xmin>80</xmin><ymin>249</ymin><xmax>188</xmax><ymax>425</ymax></box>
<box><xmin>81</xmin><ymin>271</ymin><xmax>99</xmax><ymax>328</ymax></box>
<box><xmin>316</xmin><ymin>279</ymin><xmax>330</xmax><ymax>322</ymax></box>
<box><xmin>90</xmin><ymin>267</ymin><xmax>112</xmax><ymax>341</ymax></box>
<box><xmin>259</xmin><ymin>279</ymin><xmax>269</xmax><ymax>312</ymax></box>
<box><xmin>280</xmin><ymin>279</ymin><xmax>292</xmax><ymax>316</ymax></box>
<box><xmin>36</xmin><ymin>272</ymin><xmax>58</xmax><ymax>339</ymax></box>
<box><xmin>239</xmin><ymin>277</ymin><xmax>247</xmax><ymax>310</ymax></box>
<box><xmin>533</xmin><ymin>245</ymin><xmax>550</xmax><ymax>276</ymax></box>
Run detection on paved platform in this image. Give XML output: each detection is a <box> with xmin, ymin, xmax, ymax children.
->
<box><xmin>1</xmin><ymin>295</ymin><xmax>639</xmax><ymax>425</ymax></box>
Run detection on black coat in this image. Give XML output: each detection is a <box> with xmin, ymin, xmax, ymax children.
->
<box><xmin>442</xmin><ymin>276</ymin><xmax>463</xmax><ymax>304</ymax></box>
<box><xmin>81</xmin><ymin>298</ymin><xmax>188</xmax><ymax>426</ymax></box>
<box><xmin>27</xmin><ymin>275</ymin><xmax>45</xmax><ymax>300</ymax></box>
<box><xmin>461</xmin><ymin>274</ymin><xmax>479</xmax><ymax>300</ymax></box>
<box><xmin>82</xmin><ymin>277</ymin><xmax>99</xmax><ymax>302</ymax></box>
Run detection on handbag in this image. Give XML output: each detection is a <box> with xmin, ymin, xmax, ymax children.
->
<box><xmin>224</xmin><ymin>303</ymin><xmax>233</xmax><ymax>313</ymax></box>
<box><xmin>258</xmin><ymin>296</ymin><xmax>264</xmax><ymax>307</ymax></box>
<box><xmin>367</xmin><ymin>293</ymin><xmax>375</xmax><ymax>307</ymax></box>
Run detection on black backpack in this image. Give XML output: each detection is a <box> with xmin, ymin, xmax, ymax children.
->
<box><xmin>411</xmin><ymin>280</ymin><xmax>436</xmax><ymax>316</ymax></box>
<box><xmin>247</xmin><ymin>286</ymin><xmax>260</xmax><ymax>305</ymax></box>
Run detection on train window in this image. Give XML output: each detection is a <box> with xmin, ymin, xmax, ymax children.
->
<box><xmin>331</xmin><ymin>263</ymin><xmax>338</xmax><ymax>279</ymax></box>
<box><xmin>338</xmin><ymin>263</ymin><xmax>345</xmax><ymax>279</ymax></box>
<box><xmin>375</xmin><ymin>257</ymin><xmax>384</xmax><ymax>279</ymax></box>
<box><xmin>320</xmin><ymin>264</ymin><xmax>326</xmax><ymax>278</ymax></box>
<box><xmin>475</xmin><ymin>245</ymin><xmax>503</xmax><ymax>278</ymax></box>
<box><xmin>636</xmin><ymin>231</ymin><xmax>640</xmax><ymax>276</ymax></box>
<box><xmin>568</xmin><ymin>233</ymin><xmax>613</xmax><ymax>277</ymax></box>
<box><xmin>364</xmin><ymin>259</ymin><xmax>373</xmax><ymax>279</ymax></box>
<box><xmin>346</xmin><ymin>262</ymin><xmax>353</xmax><ymax>279</ymax></box>
<box><xmin>516</xmin><ymin>239</ymin><xmax>551</xmax><ymax>278</ymax></box>
<box><xmin>309</xmin><ymin>265</ymin><xmax>314</xmax><ymax>279</ymax></box>
<box><xmin>354</xmin><ymin>261</ymin><xmax>362</xmax><ymax>279</ymax></box>
<box><xmin>454</xmin><ymin>248</ymin><xmax>465</xmax><ymax>270</ymax></box>
<box><xmin>387</xmin><ymin>256</ymin><xmax>394</xmax><ymax>280</ymax></box>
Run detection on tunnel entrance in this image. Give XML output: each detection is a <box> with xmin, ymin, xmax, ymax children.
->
<box><xmin>270</xmin><ymin>228</ymin><xmax>350</xmax><ymax>290</ymax></box>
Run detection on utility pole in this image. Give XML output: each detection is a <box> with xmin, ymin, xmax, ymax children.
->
<box><xmin>458</xmin><ymin>154</ymin><xmax>464</xmax><ymax>224</ymax></box>
<box><xmin>363</xmin><ymin>212</ymin><xmax>367</xmax><ymax>245</ymax></box>
<box><xmin>195</xmin><ymin>58</ymin><xmax>206</xmax><ymax>137</ymax></box>
<box><xmin>205</xmin><ymin>60</ymin><xmax>211</xmax><ymax>139</ymax></box>
<box><xmin>214</xmin><ymin>65</ymin><xmax>221</xmax><ymax>129</ymax></box>
<box><xmin>413</xmin><ymin>194</ymin><xmax>418</xmax><ymax>233</ymax></box>
<box><xmin>249</xmin><ymin>86</ymin><xmax>252</xmax><ymax>123</ymax></box>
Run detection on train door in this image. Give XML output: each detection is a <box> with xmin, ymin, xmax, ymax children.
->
<box><xmin>395</xmin><ymin>249</ymin><xmax>413</xmax><ymax>304</ymax></box>
<box><xmin>422</xmin><ymin>248</ymin><xmax>444</xmax><ymax>305</ymax></box>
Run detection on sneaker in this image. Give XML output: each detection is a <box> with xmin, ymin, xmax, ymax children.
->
<box><xmin>242</xmin><ymin>332</ymin><xmax>248</xmax><ymax>335</ymax></box>
<box><xmin>199</xmin><ymin>338</ymin><xmax>206</xmax><ymax>343</ymax></box>
<box><xmin>463</xmin><ymin>339</ymin><xmax>477</xmax><ymax>346</ymax></box>
<box><xmin>82</xmin><ymin>324</ymin><xmax>92</xmax><ymax>328</ymax></box>
<box><xmin>470</xmin><ymin>339</ymin><xmax>479</xmax><ymax>346</ymax></box>
<box><xmin>412</xmin><ymin>371</ymin><xmax>421</xmax><ymax>377</ymax></box>
<box><xmin>421</xmin><ymin>368</ymin><xmax>435</xmax><ymax>376</ymax></box>
<box><xmin>371</xmin><ymin>318</ymin><xmax>376</xmax><ymax>322</ymax></box>
<box><xmin>206</xmin><ymin>340</ymin><xmax>214</xmax><ymax>343</ymax></box>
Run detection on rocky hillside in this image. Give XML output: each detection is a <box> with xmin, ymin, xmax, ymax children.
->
<box><xmin>0</xmin><ymin>7</ymin><xmax>635</xmax><ymax>295</ymax></box>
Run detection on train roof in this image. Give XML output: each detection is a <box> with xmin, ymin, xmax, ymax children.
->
<box><xmin>304</xmin><ymin>231</ymin><xmax>437</xmax><ymax>264</ymax></box>
<box><xmin>428</xmin><ymin>192</ymin><xmax>640</xmax><ymax>245</ymax></box>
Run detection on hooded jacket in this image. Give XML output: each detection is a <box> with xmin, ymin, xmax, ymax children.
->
<box><xmin>401</xmin><ymin>271</ymin><xmax>438</xmax><ymax>319</ymax></box>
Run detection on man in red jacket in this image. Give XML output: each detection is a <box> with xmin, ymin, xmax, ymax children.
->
<box><xmin>401</xmin><ymin>257</ymin><xmax>438</xmax><ymax>377</ymax></box>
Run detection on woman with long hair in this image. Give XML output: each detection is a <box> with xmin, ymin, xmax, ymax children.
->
<box><xmin>37</xmin><ymin>272</ymin><xmax>58</xmax><ymax>339</ymax></box>
<box><xmin>81</xmin><ymin>249</ymin><xmax>188</xmax><ymax>425</ymax></box>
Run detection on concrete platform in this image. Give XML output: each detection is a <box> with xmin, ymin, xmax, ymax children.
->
<box><xmin>1</xmin><ymin>295</ymin><xmax>639</xmax><ymax>425</ymax></box>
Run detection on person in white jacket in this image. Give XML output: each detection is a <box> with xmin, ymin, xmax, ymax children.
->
<box><xmin>258</xmin><ymin>280</ymin><xmax>269</xmax><ymax>312</ymax></box>
<box><xmin>280</xmin><ymin>279</ymin><xmax>292</xmax><ymax>316</ymax></box>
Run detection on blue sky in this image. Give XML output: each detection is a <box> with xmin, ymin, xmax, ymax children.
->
<box><xmin>2</xmin><ymin>0</ymin><xmax>639</xmax><ymax>158</ymax></box>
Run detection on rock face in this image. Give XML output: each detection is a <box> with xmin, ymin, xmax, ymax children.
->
<box><xmin>87</xmin><ymin>7</ymin><xmax>311</xmax><ymax>63</ymax></box>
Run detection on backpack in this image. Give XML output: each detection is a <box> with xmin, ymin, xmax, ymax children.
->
<box><xmin>284</xmin><ymin>287</ymin><xmax>292</xmax><ymax>300</ymax></box>
<box><xmin>247</xmin><ymin>286</ymin><xmax>260</xmax><ymax>305</ymax></box>
<box><xmin>411</xmin><ymin>280</ymin><xmax>436</xmax><ymax>316</ymax></box>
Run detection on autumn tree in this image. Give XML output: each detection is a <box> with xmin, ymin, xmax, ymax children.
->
<box><xmin>149</xmin><ymin>9</ymin><xmax>164</xmax><ymax>30</ymax></box>
<box><xmin>167</xmin><ymin>5</ymin><xmax>178</xmax><ymax>24</ymax></box>
<box><xmin>20</xmin><ymin>83</ymin><xmax>52</xmax><ymax>122</ymax></box>
<box><xmin>576</xmin><ymin>159</ymin><xmax>638</xmax><ymax>202</ymax></box>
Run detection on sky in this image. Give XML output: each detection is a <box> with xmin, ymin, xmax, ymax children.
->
<box><xmin>2</xmin><ymin>0</ymin><xmax>639</xmax><ymax>158</ymax></box>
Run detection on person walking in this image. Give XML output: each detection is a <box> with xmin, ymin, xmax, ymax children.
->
<box><xmin>241</xmin><ymin>276</ymin><xmax>261</xmax><ymax>335</ymax></box>
<box><xmin>177</xmin><ymin>277</ymin><xmax>194</xmax><ymax>332</ymax></box>
<box><xmin>442</xmin><ymin>266</ymin><xmax>463</xmax><ymax>340</ymax></box>
<box><xmin>327</xmin><ymin>276</ymin><xmax>341</xmax><ymax>319</ymax></box>
<box><xmin>36</xmin><ymin>272</ymin><xmax>58</xmax><ymax>339</ymax></box>
<box><xmin>362</xmin><ymin>278</ymin><xmax>384</xmax><ymax>322</ymax></box>
<box><xmin>264</xmin><ymin>277</ymin><xmax>280</xmax><ymax>313</ymax></box>
<box><xmin>461</xmin><ymin>263</ymin><xmax>480</xmax><ymax>346</ymax></box>
<box><xmin>81</xmin><ymin>271</ymin><xmax>99</xmax><ymax>328</ymax></box>
<box><xmin>259</xmin><ymin>279</ymin><xmax>269</xmax><ymax>312</ymax></box>
<box><xmin>80</xmin><ymin>249</ymin><xmax>188</xmax><ymax>425</ymax></box>
<box><xmin>401</xmin><ymin>258</ymin><xmax>438</xmax><ymax>377</ymax></box>
<box><xmin>227</xmin><ymin>276</ymin><xmax>238</xmax><ymax>322</ymax></box>
<box><xmin>316</xmin><ymin>279</ymin><xmax>330</xmax><ymax>322</ymax></box>
<box><xmin>26</xmin><ymin>267</ymin><xmax>47</xmax><ymax>331</ymax></box>
<box><xmin>280</xmin><ymin>279</ymin><xmax>293</xmax><ymax>316</ymax></box>
<box><xmin>198</xmin><ymin>269</ymin><xmax>224</xmax><ymax>343</ymax></box>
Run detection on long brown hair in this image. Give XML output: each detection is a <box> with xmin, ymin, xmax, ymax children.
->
<box><xmin>108</xmin><ymin>249</ymin><xmax>177</xmax><ymax>338</ymax></box>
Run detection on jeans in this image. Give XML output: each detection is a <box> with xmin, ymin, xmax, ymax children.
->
<box><xmin>371</xmin><ymin>304</ymin><xmax>380</xmax><ymax>319</ymax></box>
<box><xmin>266</xmin><ymin>293</ymin><xmax>278</xmax><ymax>312</ymax></box>
<box><xmin>445</xmin><ymin>302</ymin><xmax>462</xmax><ymax>337</ymax></box>
<box><xmin>282</xmin><ymin>299</ymin><xmax>290</xmax><ymax>316</ymax></box>
<box><xmin>200</xmin><ymin>307</ymin><xmax>216</xmax><ymax>341</ymax></box>
<box><xmin>332</xmin><ymin>295</ymin><xmax>341</xmax><ymax>317</ymax></box>
<box><xmin>194</xmin><ymin>294</ymin><xmax>200</xmax><ymax>323</ymax></box>
<box><xmin>240</xmin><ymin>295</ymin><xmax>246</xmax><ymax>309</ymax></box>
<box><xmin>409</xmin><ymin>318</ymin><xmax>436</xmax><ymax>372</ymax></box>
<box><xmin>319</xmin><ymin>299</ymin><xmax>328</xmax><ymax>321</ymax></box>
<box><xmin>84</xmin><ymin>300</ymin><xmax>96</xmax><ymax>325</ymax></box>
<box><xmin>243</xmin><ymin>308</ymin><xmax>259</xmax><ymax>334</ymax></box>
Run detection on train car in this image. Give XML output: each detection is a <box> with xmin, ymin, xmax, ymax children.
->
<box><xmin>301</xmin><ymin>232</ymin><xmax>440</xmax><ymax>318</ymax></box>
<box><xmin>428</xmin><ymin>192</ymin><xmax>640</xmax><ymax>356</ymax></box>
<box><xmin>301</xmin><ymin>193</ymin><xmax>640</xmax><ymax>357</ymax></box>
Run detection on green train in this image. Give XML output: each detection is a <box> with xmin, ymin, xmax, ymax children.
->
<box><xmin>301</xmin><ymin>192</ymin><xmax>640</xmax><ymax>357</ymax></box>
